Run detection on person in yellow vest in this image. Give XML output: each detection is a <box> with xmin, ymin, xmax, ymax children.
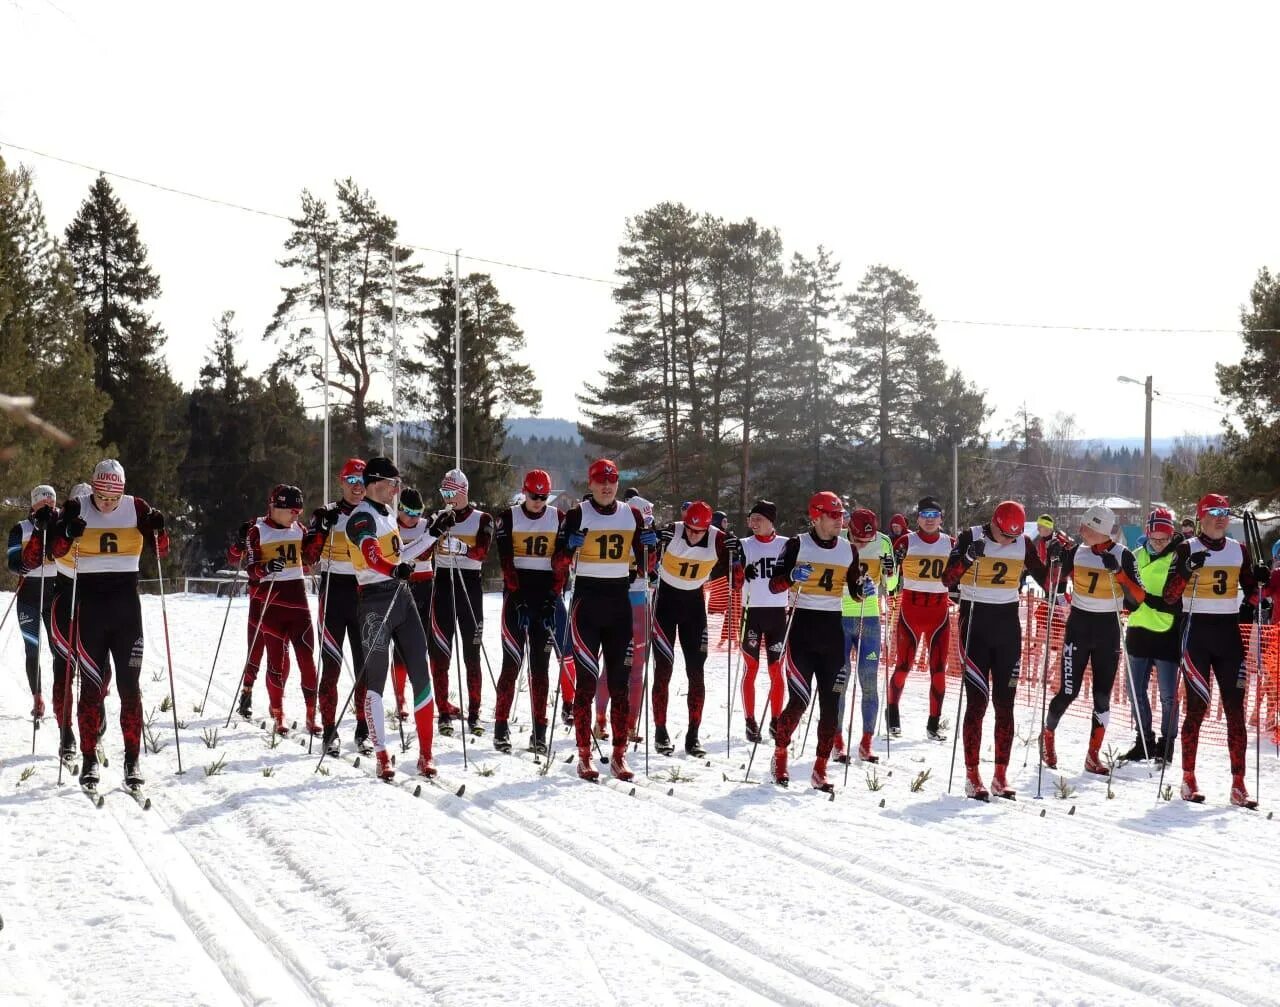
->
<box><xmin>552</xmin><ymin>458</ymin><xmax>657</xmax><ymax>781</ymax></box>
<box><xmin>943</xmin><ymin>500</ymin><xmax>1053</xmax><ymax>801</ymax></box>
<box><xmin>1161</xmin><ymin>492</ymin><xmax>1268</xmax><ymax>807</ymax></box>
<box><xmin>767</xmin><ymin>491</ymin><xmax>871</xmax><ymax>791</ymax></box>
<box><xmin>242</xmin><ymin>484</ymin><xmax>322</xmax><ymax>737</ymax></box>
<box><xmin>1039</xmin><ymin>505</ymin><xmax>1146</xmax><ymax>775</ymax></box>
<box><xmin>1122</xmin><ymin>507</ymin><xmax>1182</xmax><ymax>763</ymax></box>
<box><xmin>834</xmin><ymin>508</ymin><xmax>896</xmax><ymax>764</ymax></box>
<box><xmin>651</xmin><ymin>500</ymin><xmax>733</xmax><ymax>758</ymax></box>
<box><xmin>345</xmin><ymin>457</ymin><xmax>441</xmax><ymax>781</ymax></box>
<box><xmin>309</xmin><ymin>458</ymin><xmax>374</xmax><ymax>753</ymax></box>
<box><xmin>227</xmin><ymin>514</ymin><xmax>289</xmax><ymax>722</ymax></box>
<box><xmin>46</xmin><ymin>460</ymin><xmax>168</xmax><ymax>791</ymax></box>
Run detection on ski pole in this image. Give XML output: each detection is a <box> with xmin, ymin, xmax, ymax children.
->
<box><xmin>729</xmin><ymin>590</ymin><xmax>751</xmax><ymax>758</ymax></box>
<box><xmin>642</xmin><ymin>559</ymin><xmax>661</xmax><ymax>778</ymax></box>
<box><xmin>726</xmin><ymin>557</ymin><xmax>738</xmax><ymax>759</ymax></box>
<box><xmin>842</xmin><ymin>605</ymin><xmax>867</xmax><ymax>789</ymax></box>
<box><xmin>307</xmin><ymin>531</ymin><xmax>340</xmax><ymax>756</ymax></box>
<box><xmin>742</xmin><ymin>592</ymin><xmax>797</xmax><ymax>783</ymax></box>
<box><xmin>57</xmin><ymin>545</ymin><xmax>80</xmax><ymax>786</ymax></box>
<box><xmin>32</xmin><ymin>529</ymin><xmax>48</xmax><ymax>753</ymax></box>
<box><xmin>154</xmin><ymin>537</ymin><xmax>185</xmax><ymax>775</ymax></box>
<box><xmin>948</xmin><ymin>559</ymin><xmax>979</xmax><ymax>795</ymax></box>
<box><xmin>1245</xmin><ymin>511</ymin><xmax>1264</xmax><ymax>802</ymax></box>
<box><xmin>446</xmin><ymin>560</ymin><xmax>469</xmax><ymax>769</ymax></box>
<box><xmin>1157</xmin><ymin>571</ymin><xmax>1198</xmax><ymax>802</ymax></box>
<box><xmin>448</xmin><ymin>542</ymin><xmax>501</xmax><ymax>696</ymax></box>
<box><xmin>315</xmin><ymin>580</ymin><xmax>405</xmax><ymax>774</ymax></box>
<box><xmin>543</xmin><ymin>625</ymin><xmax>568</xmax><ymax>775</ymax></box>
<box><xmin>224</xmin><ymin>577</ymin><xmax>278</xmax><ymax>729</ymax></box>
<box><xmin>1035</xmin><ymin>563</ymin><xmax>1062</xmax><ymax>798</ymax></box>
<box><xmin>197</xmin><ymin>553</ymin><xmax>245</xmax><ymax>717</ymax></box>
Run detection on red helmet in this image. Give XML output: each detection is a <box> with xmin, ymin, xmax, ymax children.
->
<box><xmin>1147</xmin><ymin>507</ymin><xmax>1176</xmax><ymax>535</ymax></box>
<box><xmin>587</xmin><ymin>458</ymin><xmax>619</xmax><ymax>484</ymax></box>
<box><xmin>992</xmin><ymin>500</ymin><xmax>1026</xmax><ymax>538</ymax></box>
<box><xmin>849</xmin><ymin>508</ymin><xmax>878</xmax><ymax>538</ymax></box>
<box><xmin>684</xmin><ymin>501</ymin><xmax>713</xmax><ymax>531</ymax></box>
<box><xmin>809</xmin><ymin>491</ymin><xmax>844</xmax><ymax>521</ymax></box>
<box><xmin>522</xmin><ymin>469</ymin><xmax>552</xmax><ymax>496</ymax></box>
<box><xmin>1197</xmin><ymin>493</ymin><xmax>1230</xmax><ymax>519</ymax></box>
<box><xmin>339</xmin><ymin>458</ymin><xmax>366</xmax><ymax>482</ymax></box>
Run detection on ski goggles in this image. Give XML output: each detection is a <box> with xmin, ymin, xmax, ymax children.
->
<box><xmin>918</xmin><ymin>508</ymin><xmax>942</xmax><ymax>519</ymax></box>
<box><xmin>1203</xmin><ymin>506</ymin><xmax>1231</xmax><ymax>518</ymax></box>
<box><xmin>398</xmin><ymin>502</ymin><xmax>424</xmax><ymax>517</ymax></box>
<box><xmin>526</xmin><ymin>493</ymin><xmax>549</xmax><ymax>502</ymax></box>
<box><xmin>342</xmin><ymin>475</ymin><xmax>365</xmax><ymax>486</ymax></box>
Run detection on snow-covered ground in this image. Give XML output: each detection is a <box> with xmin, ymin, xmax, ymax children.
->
<box><xmin>1</xmin><ymin>589</ymin><xmax>1278</xmax><ymax>1006</ymax></box>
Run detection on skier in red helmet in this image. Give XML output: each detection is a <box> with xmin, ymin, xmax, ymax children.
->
<box><xmin>1161</xmin><ymin>492</ymin><xmax>1268</xmax><ymax>807</ymax></box>
<box><xmin>767</xmin><ymin>490</ymin><xmax>872</xmax><ymax>792</ymax></box>
<box><xmin>943</xmin><ymin>499</ymin><xmax>1053</xmax><ymax>800</ymax></box>
<box><xmin>651</xmin><ymin>499</ymin><xmax>734</xmax><ymax>757</ymax></box>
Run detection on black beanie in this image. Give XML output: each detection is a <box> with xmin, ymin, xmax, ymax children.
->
<box><xmin>917</xmin><ymin>496</ymin><xmax>942</xmax><ymax>513</ymax></box>
<box><xmin>363</xmin><ymin>456</ymin><xmax>400</xmax><ymax>485</ymax></box>
<box><xmin>399</xmin><ymin>487</ymin><xmax>424</xmax><ymax>511</ymax></box>
<box><xmin>749</xmin><ymin>499</ymin><xmax>778</xmax><ymax>524</ymax></box>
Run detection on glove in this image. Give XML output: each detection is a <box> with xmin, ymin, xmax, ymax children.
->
<box><xmin>965</xmin><ymin>540</ymin><xmax>985</xmax><ymax>562</ymax></box>
<box><xmin>235</xmin><ymin>521</ymin><xmax>250</xmax><ymax>550</ymax></box>
<box><xmin>639</xmin><ymin>527</ymin><xmax>658</xmax><ymax>548</ymax></box>
<box><xmin>858</xmin><ymin>575</ymin><xmax>876</xmax><ymax>598</ymax></box>
<box><xmin>65</xmin><ymin>515</ymin><xmax>87</xmax><ymax>540</ymax></box>
<box><xmin>742</xmin><ymin>563</ymin><xmax>758</xmax><ymax>582</ymax></box>
<box><xmin>31</xmin><ymin>504</ymin><xmax>54</xmax><ymax>528</ymax></box>
<box><xmin>833</xmin><ymin>668</ymin><xmax>849</xmax><ymax>695</ymax></box>
<box><xmin>1253</xmin><ymin>564</ymin><xmax>1271</xmax><ymax>586</ymax></box>
<box><xmin>515</xmin><ymin>601</ymin><xmax>530</xmax><ymax>631</ymax></box>
<box><xmin>1180</xmin><ymin>550</ymin><xmax>1208</xmax><ymax>577</ymax></box>
<box><xmin>1100</xmin><ymin>551</ymin><xmax>1120</xmax><ymax>572</ymax></box>
<box><xmin>143</xmin><ymin>509</ymin><xmax>165</xmax><ymax>533</ymax></box>
<box><xmin>429</xmin><ymin>508</ymin><xmax>457</xmax><ymax>536</ymax></box>
<box><xmin>722</xmin><ymin>531</ymin><xmax>740</xmax><ymax>557</ymax></box>
<box><xmin>540</xmin><ymin>596</ymin><xmax>557</xmax><ymax>632</ymax></box>
<box><xmin>568</xmin><ymin>527</ymin><xmax>588</xmax><ymax>551</ymax></box>
<box><xmin>657</xmin><ymin>526</ymin><xmax>674</xmax><ymax>546</ymax></box>
<box><xmin>313</xmin><ymin>507</ymin><xmax>339</xmax><ymax>533</ymax></box>
<box><xmin>392</xmin><ymin>562</ymin><xmax>414</xmax><ymax>581</ymax></box>
<box><xmin>444</xmin><ymin>536</ymin><xmax>469</xmax><ymax>556</ymax></box>
<box><xmin>790</xmin><ymin>562</ymin><xmax>813</xmax><ymax>583</ymax></box>
<box><xmin>1046</xmin><ymin>539</ymin><xmax>1063</xmax><ymax>563</ymax></box>
<box><xmin>265</xmin><ymin>557</ymin><xmax>286</xmax><ymax>574</ymax></box>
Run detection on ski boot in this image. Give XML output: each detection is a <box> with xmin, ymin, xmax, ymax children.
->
<box><xmin>354</xmin><ymin>719</ymin><xmax>374</xmax><ymax>755</ymax></box>
<box><xmin>654</xmin><ymin>725</ymin><xmax>675</xmax><ymax>756</ymax></box>
<box><xmin>468</xmin><ymin>717</ymin><xmax>485</xmax><ymax>738</ymax></box>
<box><xmin>577</xmin><ymin>746</ymin><xmax>600</xmax><ymax>782</ymax></box>
<box><xmin>1181</xmin><ymin>771</ymin><xmax>1205</xmax><ymax>803</ymax></box>
<box><xmin>375</xmin><ymin>750</ymin><xmax>395</xmax><ymax>782</ymax></box>
<box><xmin>684</xmin><ymin>727</ymin><xmax>706</xmax><ymax>758</ymax></box>
<box><xmin>744</xmin><ymin>716</ymin><xmax>762</xmax><ymax>744</ymax></box>
<box><xmin>771</xmin><ymin>746</ymin><xmax>789</xmax><ymax>787</ymax></box>
<box><xmin>1231</xmin><ymin>775</ymin><xmax>1258</xmax><ymax>809</ymax></box>
<box><xmin>858</xmin><ymin>732</ymin><xmax>879</xmax><ymax>764</ymax></box>
<box><xmin>1155</xmin><ymin>735</ymin><xmax>1174</xmax><ymax>766</ymax></box>
<box><xmin>124</xmin><ymin>758</ymin><xmax>145</xmax><ymax>789</ymax></box>
<box><xmin>1083</xmin><ymin>749</ymin><xmax>1109</xmax><ymax>775</ymax></box>
<box><xmin>529</xmin><ymin>722</ymin><xmax>548</xmax><ymax>756</ymax></box>
<box><xmin>885</xmin><ymin>703</ymin><xmax>903</xmax><ymax>738</ymax></box>
<box><xmin>811</xmin><ymin>756</ymin><xmax>834</xmax><ymax>793</ymax></box>
<box><xmin>271</xmin><ymin>709</ymin><xmax>290</xmax><ymax>737</ymax></box>
<box><xmin>438</xmin><ymin>716</ymin><xmax>455</xmax><ymax>738</ymax></box>
<box><xmin>964</xmin><ymin>766</ymin><xmax>989</xmax><ymax>802</ymax></box>
<box><xmin>926</xmin><ymin>715</ymin><xmax>947</xmax><ymax>742</ymax></box>
<box><xmin>305</xmin><ymin>705</ymin><xmax>321</xmax><ymax>738</ymax></box>
<box><xmin>31</xmin><ymin>694</ymin><xmax>45</xmax><ymax>720</ymax></box>
<box><xmin>1039</xmin><ymin>727</ymin><xmax>1058</xmax><ymax>769</ymax></box>
<box><xmin>1121</xmin><ymin>733</ymin><xmax>1155</xmax><ymax>763</ymax></box>
<box><xmin>79</xmin><ymin>751</ymin><xmax>100</xmax><ymax>788</ymax></box>
<box><xmin>322</xmin><ymin>726</ymin><xmax>340</xmax><ymax>758</ymax></box>
<box><xmin>561</xmin><ymin>701</ymin><xmax>574</xmax><ymax>728</ymax></box>
<box><xmin>593</xmin><ymin>718</ymin><xmax>608</xmax><ymax>742</ymax></box>
<box><xmin>990</xmin><ymin>765</ymin><xmax>1015</xmax><ymax>800</ymax></box>
<box><xmin>417</xmin><ymin>753</ymin><xmax>437</xmax><ymax>779</ymax></box>
<box><xmin>832</xmin><ymin>732</ymin><xmax>849</xmax><ymax>764</ymax></box>
<box><xmin>493</xmin><ymin>720</ymin><xmax>512</xmax><ymax>754</ymax></box>
<box><xmin>610</xmin><ymin>745</ymin><xmax>635</xmax><ymax>782</ymax></box>
<box><xmin>237</xmin><ymin>687</ymin><xmax>252</xmax><ymax>721</ymax></box>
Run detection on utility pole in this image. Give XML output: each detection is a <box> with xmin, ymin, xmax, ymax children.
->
<box><xmin>1117</xmin><ymin>374</ymin><xmax>1154</xmax><ymax>519</ymax></box>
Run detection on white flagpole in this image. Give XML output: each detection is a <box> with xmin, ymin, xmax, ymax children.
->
<box><xmin>391</xmin><ymin>246</ymin><xmax>399</xmax><ymax>467</ymax></box>
<box><xmin>455</xmin><ymin>249</ymin><xmax>462</xmax><ymax>470</ymax></box>
<box><xmin>322</xmin><ymin>250</ymin><xmax>332</xmax><ymax>492</ymax></box>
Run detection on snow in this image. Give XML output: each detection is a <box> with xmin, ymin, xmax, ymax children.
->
<box><xmin>2</xmin><ymin>589</ymin><xmax>1278</xmax><ymax>1006</ymax></box>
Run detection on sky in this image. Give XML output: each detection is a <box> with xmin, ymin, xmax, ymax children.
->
<box><xmin>2</xmin><ymin>0</ymin><xmax>1276</xmax><ymax>444</ymax></box>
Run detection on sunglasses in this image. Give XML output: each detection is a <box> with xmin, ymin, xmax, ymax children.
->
<box><xmin>342</xmin><ymin>475</ymin><xmax>365</xmax><ymax>486</ymax></box>
<box><xmin>919</xmin><ymin>509</ymin><xmax>942</xmax><ymax>519</ymax></box>
<box><xmin>527</xmin><ymin>493</ymin><xmax>549</xmax><ymax>501</ymax></box>
<box><xmin>1204</xmin><ymin>507</ymin><xmax>1231</xmax><ymax>518</ymax></box>
<box><xmin>399</xmin><ymin>505</ymin><xmax>423</xmax><ymax>517</ymax></box>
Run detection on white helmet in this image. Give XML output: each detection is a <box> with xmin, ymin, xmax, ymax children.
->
<box><xmin>92</xmin><ymin>458</ymin><xmax>125</xmax><ymax>495</ymax></box>
<box><xmin>30</xmin><ymin>484</ymin><xmax>55</xmax><ymax>507</ymax></box>
<box><xmin>70</xmin><ymin>482</ymin><xmax>92</xmax><ymax>500</ymax></box>
<box><xmin>1080</xmin><ymin>505</ymin><xmax>1117</xmax><ymax>537</ymax></box>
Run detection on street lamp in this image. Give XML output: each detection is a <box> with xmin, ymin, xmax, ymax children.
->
<box><xmin>1117</xmin><ymin>375</ymin><xmax>1153</xmax><ymax>521</ymax></box>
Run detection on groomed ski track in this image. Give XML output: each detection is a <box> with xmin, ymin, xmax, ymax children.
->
<box><xmin>3</xmin><ymin>591</ymin><xmax>1278</xmax><ymax>1005</ymax></box>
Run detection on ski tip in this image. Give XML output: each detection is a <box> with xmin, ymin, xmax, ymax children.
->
<box><xmin>878</xmin><ymin>797</ymin><xmax>885</xmax><ymax>808</ymax></box>
<box><xmin>828</xmin><ymin>791</ymin><xmax>836</xmax><ymax>802</ymax></box>
<box><xmin>413</xmin><ymin>785</ymin><xmax>422</xmax><ymax>797</ymax></box>
<box><xmin>1268</xmin><ymin>810</ymin><xmax>1274</xmax><ymax>820</ymax></box>
<box><xmin>1068</xmin><ymin>805</ymin><xmax>1076</xmax><ymax>815</ymax></box>
<box><xmin>455</xmin><ymin>784</ymin><xmax>466</xmax><ymax>797</ymax></box>
<box><xmin>352</xmin><ymin>757</ymin><xmax>361</xmax><ymax>769</ymax></box>
<box><xmin>1039</xmin><ymin>808</ymin><xmax>1046</xmax><ymax>817</ymax></box>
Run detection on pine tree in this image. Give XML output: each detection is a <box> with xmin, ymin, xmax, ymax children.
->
<box><xmin>266</xmin><ymin>180</ymin><xmax>426</xmax><ymax>456</ymax></box>
<box><xmin>411</xmin><ymin>271</ymin><xmax>541</xmax><ymax>508</ymax></box>
<box><xmin>63</xmin><ymin>174</ymin><xmax>185</xmax><ymax>513</ymax></box>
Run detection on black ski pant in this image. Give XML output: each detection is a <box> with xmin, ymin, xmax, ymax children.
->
<box><xmin>358</xmin><ymin>580</ymin><xmax>434</xmax><ymax>758</ymax></box>
<box><xmin>1046</xmin><ymin>608</ymin><xmax>1120</xmax><ymax>733</ymax></box>
<box><xmin>319</xmin><ymin>572</ymin><xmax>366</xmax><ymax>729</ymax></box>
<box><xmin>392</xmin><ymin>578</ymin><xmax>433</xmax><ymax>710</ymax></box>
<box><xmin>75</xmin><ymin>584</ymin><xmax>144</xmax><ymax>763</ymax></box>
<box><xmin>496</xmin><ymin>585</ymin><xmax>554</xmax><ymax>727</ymax></box>
<box><xmin>1181</xmin><ymin>613</ymin><xmax>1247</xmax><ymax>777</ymax></box>
<box><xmin>48</xmin><ymin>574</ymin><xmax>76</xmax><ymax>744</ymax></box>
<box><xmin>774</xmin><ymin>608</ymin><xmax>843</xmax><ymax>761</ymax></box>
<box><xmin>16</xmin><ymin>576</ymin><xmax>54</xmax><ymax>696</ymax></box>
<box><xmin>428</xmin><ymin>567</ymin><xmax>484</xmax><ymax>722</ymax></box>
<box><xmin>570</xmin><ymin>584</ymin><xmax>632</xmax><ymax>754</ymax></box>
<box><xmin>959</xmin><ymin>600</ymin><xmax>1021</xmax><ymax>772</ymax></box>
<box><xmin>651</xmin><ymin>582</ymin><xmax>708</xmax><ymax>732</ymax></box>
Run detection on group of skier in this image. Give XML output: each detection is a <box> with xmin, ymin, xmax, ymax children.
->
<box><xmin>6</xmin><ymin>454</ymin><xmax>1272</xmax><ymax>808</ymax></box>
